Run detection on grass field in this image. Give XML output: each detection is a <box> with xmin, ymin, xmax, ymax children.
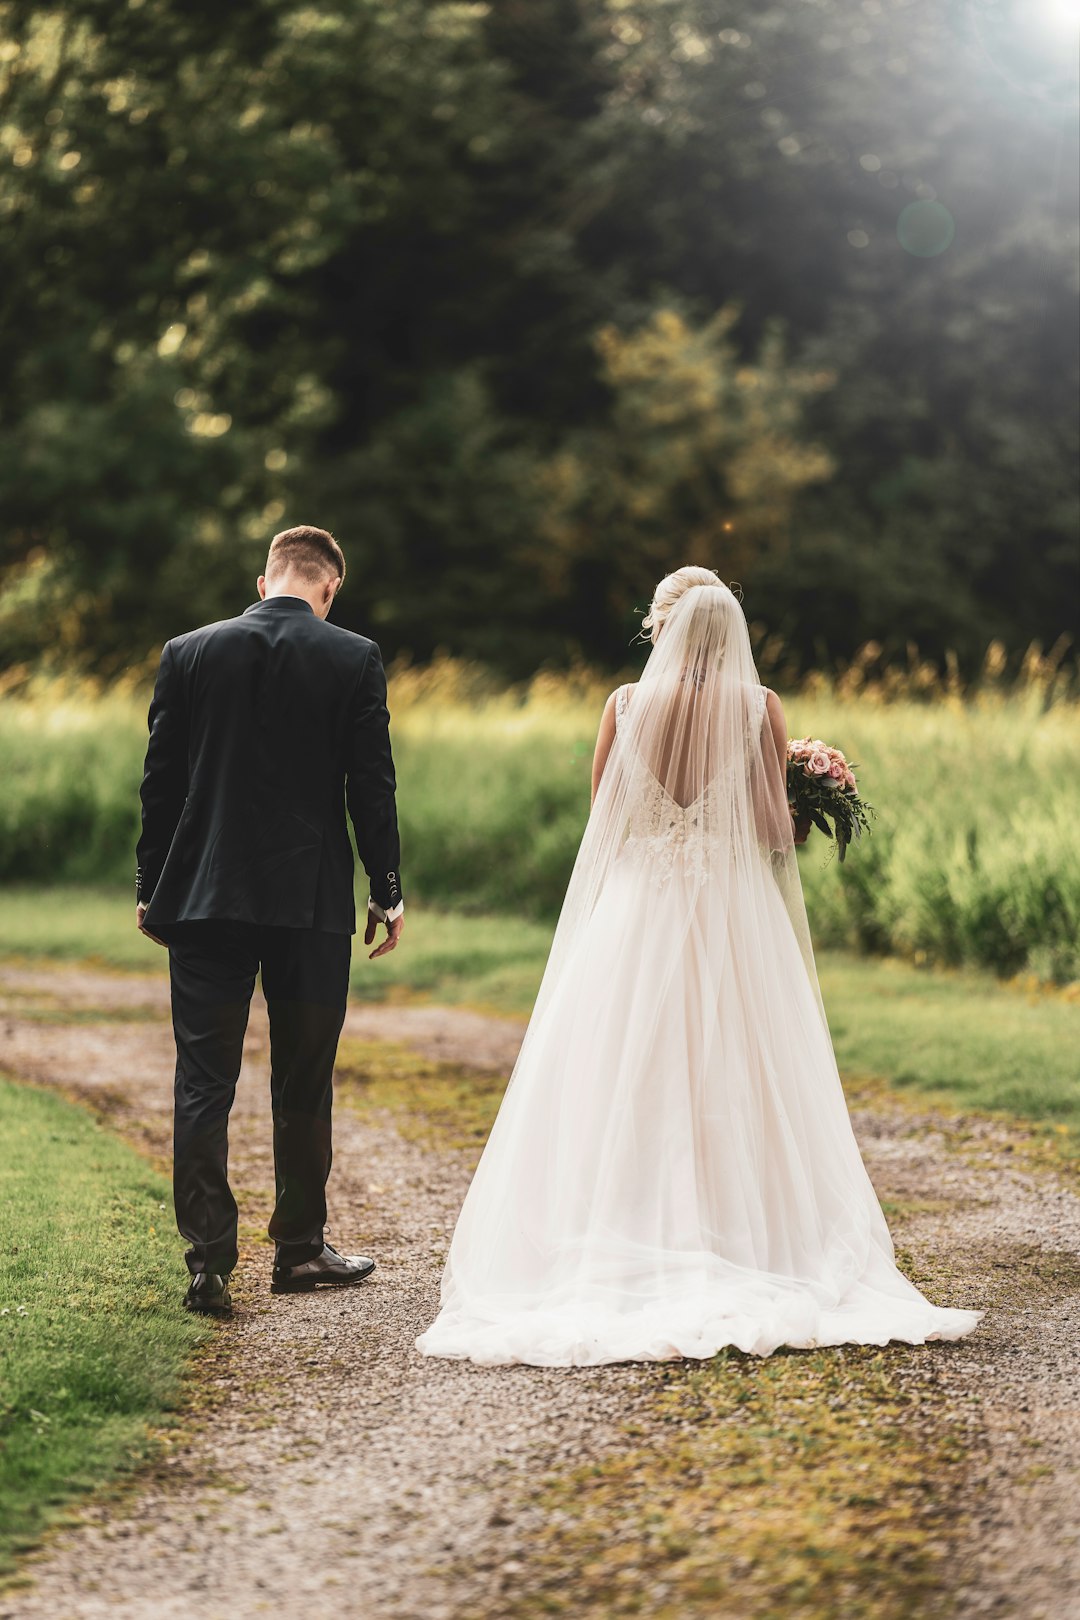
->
<box><xmin>2</xmin><ymin>886</ymin><xmax>1077</xmax><ymax>1157</ymax></box>
<box><xmin>1</xmin><ymin>659</ymin><xmax>1077</xmax><ymax>981</ymax></box>
<box><xmin>0</xmin><ymin>1077</ymin><xmax>210</xmax><ymax>1578</ymax></box>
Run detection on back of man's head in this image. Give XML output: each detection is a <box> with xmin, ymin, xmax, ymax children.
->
<box><xmin>265</xmin><ymin>525</ymin><xmax>346</xmax><ymax>586</ymax></box>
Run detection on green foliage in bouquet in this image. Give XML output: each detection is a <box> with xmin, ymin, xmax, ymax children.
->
<box><xmin>787</xmin><ymin>739</ymin><xmax>874</xmax><ymax>863</ymax></box>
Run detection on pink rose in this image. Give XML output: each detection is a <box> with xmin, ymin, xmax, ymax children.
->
<box><xmin>844</xmin><ymin>768</ymin><xmax>857</xmax><ymax>790</ymax></box>
<box><xmin>809</xmin><ymin>750</ymin><xmax>832</xmax><ymax>775</ymax></box>
<box><xmin>828</xmin><ymin>759</ymin><xmax>845</xmax><ymax>779</ymax></box>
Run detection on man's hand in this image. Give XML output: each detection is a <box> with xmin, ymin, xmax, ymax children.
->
<box><xmin>365</xmin><ymin>909</ymin><xmax>404</xmax><ymax>960</ymax></box>
<box><xmin>136</xmin><ymin>903</ymin><xmax>168</xmax><ymax>948</ymax></box>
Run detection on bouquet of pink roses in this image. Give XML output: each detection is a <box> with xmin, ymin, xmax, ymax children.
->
<box><xmin>786</xmin><ymin>738</ymin><xmax>874</xmax><ymax>861</ymax></box>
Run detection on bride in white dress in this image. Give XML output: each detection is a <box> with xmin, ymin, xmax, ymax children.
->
<box><xmin>417</xmin><ymin>567</ymin><xmax>981</xmax><ymax>1367</ymax></box>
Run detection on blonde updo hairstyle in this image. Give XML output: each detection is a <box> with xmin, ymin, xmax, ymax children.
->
<box><xmin>642</xmin><ymin>565</ymin><xmax>723</xmax><ymax>643</ymax></box>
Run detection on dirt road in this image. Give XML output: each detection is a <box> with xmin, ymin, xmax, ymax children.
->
<box><xmin>0</xmin><ymin>961</ymin><xmax>1077</xmax><ymax>1619</ymax></box>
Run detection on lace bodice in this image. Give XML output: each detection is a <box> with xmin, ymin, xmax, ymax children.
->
<box><xmin>615</xmin><ymin>682</ymin><xmax>768</xmax><ymax>885</ymax></box>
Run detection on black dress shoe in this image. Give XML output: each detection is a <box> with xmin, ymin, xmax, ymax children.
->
<box><xmin>183</xmin><ymin>1272</ymin><xmax>232</xmax><ymax>1316</ymax></box>
<box><xmin>271</xmin><ymin>1243</ymin><xmax>376</xmax><ymax>1295</ymax></box>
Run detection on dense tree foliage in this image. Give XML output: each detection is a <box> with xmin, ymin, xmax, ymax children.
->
<box><xmin>0</xmin><ymin>0</ymin><xmax>1076</xmax><ymax>674</ymax></box>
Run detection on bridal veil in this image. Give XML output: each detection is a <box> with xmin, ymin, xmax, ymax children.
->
<box><xmin>417</xmin><ymin>583</ymin><xmax>981</xmax><ymax>1365</ymax></box>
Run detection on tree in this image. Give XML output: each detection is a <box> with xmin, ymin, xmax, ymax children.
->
<box><xmin>0</xmin><ymin>0</ymin><xmax>1076</xmax><ymax>674</ymax></box>
<box><xmin>530</xmin><ymin>307</ymin><xmax>835</xmax><ymax>661</ymax></box>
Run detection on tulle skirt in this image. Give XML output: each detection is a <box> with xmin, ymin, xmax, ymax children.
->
<box><xmin>416</xmin><ymin>848</ymin><xmax>981</xmax><ymax>1366</ymax></box>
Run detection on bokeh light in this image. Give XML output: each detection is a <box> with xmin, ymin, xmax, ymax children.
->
<box><xmin>897</xmin><ymin>200</ymin><xmax>956</xmax><ymax>258</ymax></box>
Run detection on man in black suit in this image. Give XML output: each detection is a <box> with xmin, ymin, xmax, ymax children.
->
<box><xmin>136</xmin><ymin>525</ymin><xmax>404</xmax><ymax>1315</ymax></box>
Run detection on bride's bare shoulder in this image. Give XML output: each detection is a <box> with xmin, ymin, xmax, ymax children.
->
<box><xmin>597</xmin><ymin>686</ymin><xmax>620</xmax><ymax>730</ymax></box>
<box><xmin>597</xmin><ymin>683</ymin><xmax>636</xmax><ymax>746</ymax></box>
<box><xmin>761</xmin><ymin>687</ymin><xmax>788</xmax><ymax>746</ymax></box>
<box><xmin>604</xmin><ymin>680</ymin><xmax>636</xmax><ymax>709</ymax></box>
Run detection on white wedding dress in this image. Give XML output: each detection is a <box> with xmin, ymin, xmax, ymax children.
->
<box><xmin>417</xmin><ymin>585</ymin><xmax>981</xmax><ymax>1366</ymax></box>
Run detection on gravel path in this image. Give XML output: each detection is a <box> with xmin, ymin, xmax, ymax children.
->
<box><xmin>1</xmin><ymin>962</ymin><xmax>1078</xmax><ymax>1619</ymax></box>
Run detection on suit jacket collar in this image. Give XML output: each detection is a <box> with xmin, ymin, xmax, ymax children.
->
<box><xmin>243</xmin><ymin>596</ymin><xmax>316</xmax><ymax>616</ymax></box>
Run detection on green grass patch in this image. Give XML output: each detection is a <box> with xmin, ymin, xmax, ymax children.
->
<box><xmin>500</xmin><ymin>1346</ymin><xmax>968</xmax><ymax>1620</ymax></box>
<box><xmin>349</xmin><ymin>908</ymin><xmax>555</xmax><ymax>1016</ymax></box>
<box><xmin>336</xmin><ymin>1040</ymin><xmax>505</xmax><ymax>1156</ymax></box>
<box><xmin>0</xmin><ymin>887</ymin><xmax>154</xmax><ymax>972</ymax></box>
<box><xmin>820</xmin><ymin>954</ymin><xmax>1080</xmax><ymax>1148</ymax></box>
<box><xmin>0</xmin><ymin>1076</ymin><xmax>209</xmax><ymax>1578</ymax></box>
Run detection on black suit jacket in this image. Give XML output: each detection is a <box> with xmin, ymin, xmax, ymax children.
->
<box><xmin>136</xmin><ymin>596</ymin><xmax>402</xmax><ymax>934</ymax></box>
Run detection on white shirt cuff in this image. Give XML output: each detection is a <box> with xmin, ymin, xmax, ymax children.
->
<box><xmin>368</xmin><ymin>898</ymin><xmax>404</xmax><ymax>923</ymax></box>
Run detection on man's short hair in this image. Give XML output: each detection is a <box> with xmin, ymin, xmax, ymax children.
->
<box><xmin>266</xmin><ymin>525</ymin><xmax>346</xmax><ymax>585</ymax></box>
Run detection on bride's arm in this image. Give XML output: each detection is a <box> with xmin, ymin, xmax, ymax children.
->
<box><xmin>764</xmin><ymin>688</ymin><xmax>787</xmax><ymax>777</ymax></box>
<box><xmin>763</xmin><ymin>689</ymin><xmax>808</xmax><ymax>845</ymax></box>
<box><xmin>590</xmin><ymin>691</ymin><xmax>619</xmax><ymax>805</ymax></box>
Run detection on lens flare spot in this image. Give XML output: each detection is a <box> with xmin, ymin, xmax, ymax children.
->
<box><xmin>897</xmin><ymin>200</ymin><xmax>955</xmax><ymax>257</ymax></box>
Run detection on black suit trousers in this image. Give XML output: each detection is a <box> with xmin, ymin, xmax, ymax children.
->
<box><xmin>166</xmin><ymin>922</ymin><xmax>351</xmax><ymax>1275</ymax></box>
